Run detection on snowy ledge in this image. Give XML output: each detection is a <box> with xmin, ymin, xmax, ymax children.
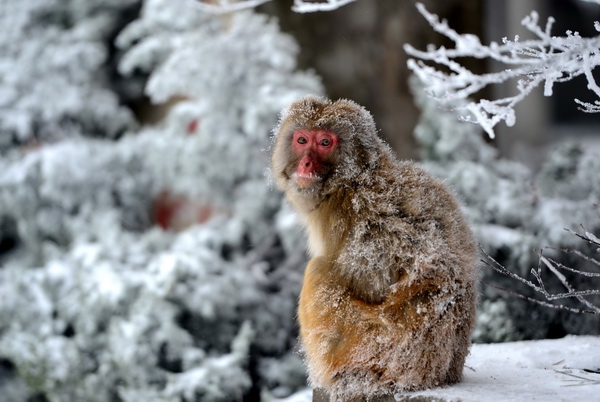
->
<box><xmin>281</xmin><ymin>335</ymin><xmax>600</xmax><ymax>401</ymax></box>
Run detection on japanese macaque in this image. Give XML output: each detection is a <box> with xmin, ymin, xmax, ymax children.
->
<box><xmin>271</xmin><ymin>96</ymin><xmax>479</xmax><ymax>400</ymax></box>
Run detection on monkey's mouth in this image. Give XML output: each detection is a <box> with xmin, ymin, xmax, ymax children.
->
<box><xmin>293</xmin><ymin>172</ymin><xmax>321</xmax><ymax>189</ymax></box>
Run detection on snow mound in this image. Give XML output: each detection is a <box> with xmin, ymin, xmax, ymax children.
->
<box><xmin>412</xmin><ymin>335</ymin><xmax>600</xmax><ymax>401</ymax></box>
<box><xmin>280</xmin><ymin>336</ymin><xmax>600</xmax><ymax>401</ymax></box>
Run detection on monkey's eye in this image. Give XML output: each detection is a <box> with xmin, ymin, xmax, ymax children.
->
<box><xmin>320</xmin><ymin>139</ymin><xmax>331</xmax><ymax>146</ymax></box>
<box><xmin>297</xmin><ymin>137</ymin><xmax>307</xmax><ymax>144</ymax></box>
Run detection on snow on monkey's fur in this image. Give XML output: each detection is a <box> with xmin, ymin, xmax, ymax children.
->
<box><xmin>271</xmin><ymin>95</ymin><xmax>479</xmax><ymax>400</ymax></box>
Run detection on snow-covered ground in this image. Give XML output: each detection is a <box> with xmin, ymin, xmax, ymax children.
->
<box><xmin>281</xmin><ymin>335</ymin><xmax>600</xmax><ymax>401</ymax></box>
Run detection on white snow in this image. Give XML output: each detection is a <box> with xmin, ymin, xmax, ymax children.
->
<box><xmin>194</xmin><ymin>0</ymin><xmax>359</xmax><ymax>14</ymax></box>
<box><xmin>412</xmin><ymin>335</ymin><xmax>600</xmax><ymax>401</ymax></box>
<box><xmin>279</xmin><ymin>336</ymin><xmax>600</xmax><ymax>401</ymax></box>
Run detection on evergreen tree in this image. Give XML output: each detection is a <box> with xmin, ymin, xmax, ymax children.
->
<box><xmin>0</xmin><ymin>0</ymin><xmax>321</xmax><ymax>400</ymax></box>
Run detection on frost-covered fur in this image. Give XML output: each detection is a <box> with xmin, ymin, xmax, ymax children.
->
<box><xmin>272</xmin><ymin>96</ymin><xmax>479</xmax><ymax>400</ymax></box>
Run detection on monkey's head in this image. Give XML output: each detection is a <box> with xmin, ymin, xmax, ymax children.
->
<box><xmin>272</xmin><ymin>96</ymin><xmax>386</xmax><ymax>205</ymax></box>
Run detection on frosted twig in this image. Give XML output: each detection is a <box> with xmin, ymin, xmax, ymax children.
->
<box><xmin>482</xmin><ymin>279</ymin><xmax>597</xmax><ymax>314</ymax></box>
<box><xmin>575</xmin><ymin>99</ymin><xmax>600</xmax><ymax>113</ymax></box>
<box><xmin>555</xmin><ymin>369</ymin><xmax>600</xmax><ymax>386</ymax></box>
<box><xmin>531</xmin><ymin>252</ymin><xmax>548</xmax><ymax>292</ymax></box>
<box><xmin>481</xmin><ymin>248</ymin><xmax>600</xmax><ymax>301</ymax></box>
<box><xmin>404</xmin><ymin>2</ymin><xmax>600</xmax><ymax>138</ymax></box>
<box><xmin>566</xmin><ymin>225</ymin><xmax>600</xmax><ymax>246</ymax></box>
<box><xmin>480</xmin><ymin>224</ymin><xmax>600</xmax><ymax>314</ymax></box>
<box><xmin>545</xmin><ymin>256</ymin><xmax>600</xmax><ymax>277</ymax></box>
<box><xmin>540</xmin><ymin>255</ymin><xmax>600</xmax><ymax>313</ymax></box>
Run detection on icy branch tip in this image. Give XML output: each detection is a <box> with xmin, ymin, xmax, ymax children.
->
<box><xmin>291</xmin><ymin>0</ymin><xmax>358</xmax><ymax>13</ymax></box>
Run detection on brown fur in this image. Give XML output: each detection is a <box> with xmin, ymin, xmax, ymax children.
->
<box><xmin>271</xmin><ymin>96</ymin><xmax>479</xmax><ymax>400</ymax></box>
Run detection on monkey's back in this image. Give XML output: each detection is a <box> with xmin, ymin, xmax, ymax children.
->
<box><xmin>299</xmin><ymin>159</ymin><xmax>479</xmax><ymax>399</ymax></box>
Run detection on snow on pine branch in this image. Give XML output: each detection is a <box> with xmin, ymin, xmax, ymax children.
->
<box><xmin>404</xmin><ymin>2</ymin><xmax>600</xmax><ymax>139</ymax></box>
<box><xmin>193</xmin><ymin>0</ymin><xmax>357</xmax><ymax>13</ymax></box>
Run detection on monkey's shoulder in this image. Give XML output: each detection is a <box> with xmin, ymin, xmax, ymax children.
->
<box><xmin>343</xmin><ymin>160</ymin><xmax>475</xmax><ymax>259</ymax></box>
<box><xmin>353</xmin><ymin>160</ymin><xmax>462</xmax><ymax>222</ymax></box>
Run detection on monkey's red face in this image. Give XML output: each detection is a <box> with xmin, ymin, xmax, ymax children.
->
<box><xmin>290</xmin><ymin>129</ymin><xmax>339</xmax><ymax>190</ymax></box>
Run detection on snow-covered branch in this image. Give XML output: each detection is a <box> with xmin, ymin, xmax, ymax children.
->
<box><xmin>194</xmin><ymin>0</ymin><xmax>271</xmax><ymax>14</ymax></box>
<box><xmin>482</xmin><ymin>226</ymin><xmax>600</xmax><ymax>314</ymax></box>
<box><xmin>404</xmin><ymin>2</ymin><xmax>600</xmax><ymax>138</ymax></box>
<box><xmin>193</xmin><ymin>0</ymin><xmax>357</xmax><ymax>13</ymax></box>
<box><xmin>291</xmin><ymin>0</ymin><xmax>358</xmax><ymax>13</ymax></box>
